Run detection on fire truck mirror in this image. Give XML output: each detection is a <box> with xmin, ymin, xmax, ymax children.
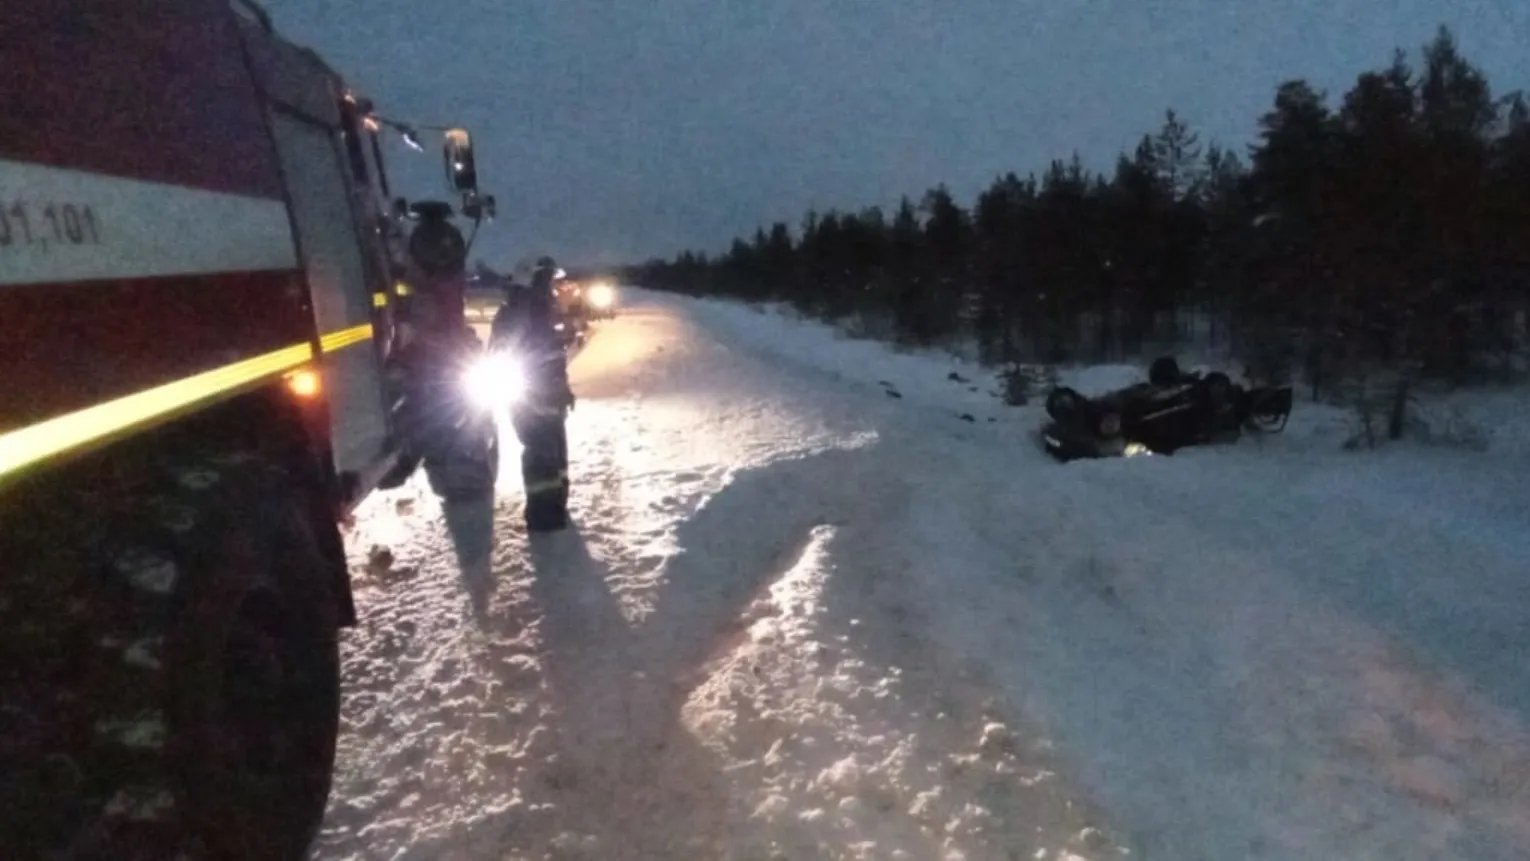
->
<box><xmin>443</xmin><ymin>128</ymin><xmax>478</xmax><ymax>194</ymax></box>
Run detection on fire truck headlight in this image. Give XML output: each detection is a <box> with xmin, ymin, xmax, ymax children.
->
<box><xmin>587</xmin><ymin>282</ymin><xmax>616</xmax><ymax>309</ymax></box>
<box><xmin>464</xmin><ymin>353</ymin><xmax>523</xmax><ymax>409</ymax></box>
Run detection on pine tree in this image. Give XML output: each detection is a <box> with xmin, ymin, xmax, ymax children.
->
<box><xmin>1152</xmin><ymin>110</ymin><xmax>1203</xmax><ymax>200</ymax></box>
<box><xmin>1419</xmin><ymin>26</ymin><xmax>1496</xmax><ymax>142</ymax></box>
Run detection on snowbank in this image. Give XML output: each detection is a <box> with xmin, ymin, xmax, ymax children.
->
<box><xmin>1415</xmin><ymin>384</ymin><xmax>1530</xmax><ymax>458</ymax></box>
<box><xmin>668</xmin><ymin>293</ymin><xmax>1015</xmax><ymax>420</ymax></box>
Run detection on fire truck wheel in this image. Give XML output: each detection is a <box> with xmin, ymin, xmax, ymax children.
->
<box><xmin>166</xmin><ymin>455</ymin><xmax>341</xmax><ymax>859</ymax></box>
<box><xmin>12</xmin><ymin>451</ymin><xmax>342</xmax><ymax>860</ymax></box>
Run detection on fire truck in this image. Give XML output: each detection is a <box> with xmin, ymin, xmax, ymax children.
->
<box><xmin>0</xmin><ymin>1</ymin><xmax>490</xmax><ymax>857</ymax></box>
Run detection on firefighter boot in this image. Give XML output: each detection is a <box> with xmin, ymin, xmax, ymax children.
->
<box><xmin>517</xmin><ymin>415</ymin><xmax>570</xmax><ymax>532</ymax></box>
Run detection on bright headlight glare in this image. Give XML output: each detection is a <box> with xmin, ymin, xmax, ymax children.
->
<box><xmin>464</xmin><ymin>353</ymin><xmax>523</xmax><ymax>409</ymax></box>
<box><xmin>587</xmin><ymin>283</ymin><xmax>616</xmax><ymax>308</ymax></box>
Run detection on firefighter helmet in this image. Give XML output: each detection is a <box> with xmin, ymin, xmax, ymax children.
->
<box><xmin>406</xmin><ymin>204</ymin><xmax>467</xmax><ymax>277</ymax></box>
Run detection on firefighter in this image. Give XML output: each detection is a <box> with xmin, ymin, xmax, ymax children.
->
<box><xmin>398</xmin><ymin>201</ymin><xmax>470</xmax><ymax>341</ymax></box>
<box><xmin>491</xmin><ymin>255</ymin><xmax>576</xmax><ymax>531</ymax></box>
<box><xmin>380</xmin><ymin>201</ymin><xmax>484</xmax><ymax>494</ymax></box>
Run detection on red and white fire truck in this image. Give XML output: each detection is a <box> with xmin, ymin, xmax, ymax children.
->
<box><xmin>0</xmin><ymin>1</ymin><xmax>488</xmax><ymax>857</ymax></box>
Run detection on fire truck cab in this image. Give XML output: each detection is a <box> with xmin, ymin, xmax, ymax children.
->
<box><xmin>0</xmin><ymin>1</ymin><xmax>484</xmax><ymax>856</ymax></box>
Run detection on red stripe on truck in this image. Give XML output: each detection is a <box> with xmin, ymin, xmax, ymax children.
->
<box><xmin>0</xmin><ymin>0</ymin><xmax>284</xmax><ymax>199</ymax></box>
<box><xmin>0</xmin><ymin>270</ymin><xmax>315</xmax><ymax>432</ymax></box>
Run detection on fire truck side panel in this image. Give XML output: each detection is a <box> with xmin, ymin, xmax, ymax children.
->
<box><xmin>234</xmin><ymin>14</ymin><xmax>405</xmax><ymax>504</ymax></box>
<box><xmin>235</xmin><ymin>15</ymin><xmax>343</xmax><ymax>129</ymax></box>
<box><xmin>0</xmin><ymin>0</ymin><xmax>326</xmax><ymax>481</ymax></box>
<box><xmin>234</xmin><ymin>13</ymin><xmax>401</xmax><ymax>311</ymax></box>
<box><xmin>333</xmin><ymin>97</ymin><xmax>403</xmax><ymax>363</ymax></box>
<box><xmin>266</xmin><ymin>110</ymin><xmax>391</xmax><ymax>482</ymax></box>
<box><xmin>0</xmin><ymin>269</ymin><xmax>312</xmax><ymax>433</ymax></box>
<box><xmin>0</xmin><ymin>0</ymin><xmax>285</xmax><ymax>199</ymax></box>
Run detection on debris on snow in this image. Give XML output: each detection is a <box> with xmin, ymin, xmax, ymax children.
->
<box><xmin>977</xmin><ymin>721</ymin><xmax>1016</xmax><ymax>758</ymax></box>
<box><xmin>365</xmin><ymin>544</ymin><xmax>394</xmax><ymax>577</ymax></box>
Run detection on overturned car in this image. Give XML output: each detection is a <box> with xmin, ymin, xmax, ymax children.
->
<box><xmin>1041</xmin><ymin>356</ymin><xmax>1294</xmax><ymax>461</ymax></box>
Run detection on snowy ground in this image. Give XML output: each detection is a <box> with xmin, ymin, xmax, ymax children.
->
<box><xmin>317</xmin><ymin>289</ymin><xmax>1530</xmax><ymax>861</ymax></box>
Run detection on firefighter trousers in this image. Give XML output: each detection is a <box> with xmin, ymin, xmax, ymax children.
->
<box><xmin>510</xmin><ymin>406</ymin><xmax>569</xmax><ymax>531</ymax></box>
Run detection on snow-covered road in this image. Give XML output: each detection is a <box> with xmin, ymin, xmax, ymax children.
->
<box><xmin>316</xmin><ymin>290</ymin><xmax>1530</xmax><ymax>861</ymax></box>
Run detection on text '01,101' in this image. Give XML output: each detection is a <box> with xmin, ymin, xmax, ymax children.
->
<box><xmin>0</xmin><ymin>200</ymin><xmax>102</xmax><ymax>252</ymax></box>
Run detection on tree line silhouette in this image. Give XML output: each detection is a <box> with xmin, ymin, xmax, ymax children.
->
<box><xmin>623</xmin><ymin>27</ymin><xmax>1530</xmax><ymax>391</ymax></box>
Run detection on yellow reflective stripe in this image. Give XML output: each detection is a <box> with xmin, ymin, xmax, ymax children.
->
<box><xmin>0</xmin><ymin>342</ymin><xmax>314</xmax><ymax>481</ymax></box>
<box><xmin>319</xmin><ymin>322</ymin><xmax>374</xmax><ymax>353</ymax></box>
<box><xmin>372</xmin><ymin>292</ymin><xmax>388</xmax><ymax>308</ymax></box>
<box><xmin>1</xmin><ymin>320</ymin><xmax>374</xmax><ymax>480</ymax></box>
<box><xmin>520</xmin><ymin>401</ymin><xmax>569</xmax><ymax>418</ymax></box>
<box><xmin>525</xmin><ymin>471</ymin><xmax>569</xmax><ymax>494</ymax></box>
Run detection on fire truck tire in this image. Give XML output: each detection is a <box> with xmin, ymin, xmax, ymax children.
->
<box><xmin>4</xmin><ymin>451</ymin><xmax>342</xmax><ymax>860</ymax></box>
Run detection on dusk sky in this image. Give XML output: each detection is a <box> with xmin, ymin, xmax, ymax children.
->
<box><xmin>263</xmin><ymin>1</ymin><xmax>1528</xmax><ymax>268</ymax></box>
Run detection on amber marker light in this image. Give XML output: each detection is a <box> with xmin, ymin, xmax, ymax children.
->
<box><xmin>286</xmin><ymin>368</ymin><xmax>322</xmax><ymax>398</ymax></box>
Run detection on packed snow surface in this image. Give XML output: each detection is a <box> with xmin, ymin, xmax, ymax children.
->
<box><xmin>319</xmin><ymin>289</ymin><xmax>1530</xmax><ymax>860</ymax></box>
